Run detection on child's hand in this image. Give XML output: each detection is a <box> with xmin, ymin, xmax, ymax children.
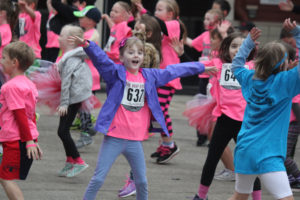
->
<box><xmin>102</xmin><ymin>14</ymin><xmax>109</xmax><ymax>20</ymax></box>
<box><xmin>26</xmin><ymin>141</ymin><xmax>42</xmax><ymax>160</ymax></box>
<box><xmin>279</xmin><ymin>0</ymin><xmax>294</xmax><ymax>12</ymax></box>
<box><xmin>217</xmin><ymin>21</ymin><xmax>231</xmax><ymax>39</ymax></box>
<box><xmin>249</xmin><ymin>27</ymin><xmax>261</xmax><ymax>42</ymax></box>
<box><xmin>284</xmin><ymin>18</ymin><xmax>297</xmax><ymax>32</ymax></box>
<box><xmin>68</xmin><ymin>36</ymin><xmax>87</xmax><ymax>47</ymax></box>
<box><xmin>18</xmin><ymin>0</ymin><xmax>27</xmax><ymax>10</ymax></box>
<box><xmin>204</xmin><ymin>66</ymin><xmax>218</xmax><ymax>76</ymax></box>
<box><xmin>57</xmin><ymin>105</ymin><xmax>68</xmax><ymax>116</ymax></box>
<box><xmin>288</xmin><ymin>59</ymin><xmax>299</xmax><ymax>69</ymax></box>
<box><xmin>170</xmin><ymin>37</ymin><xmax>184</xmax><ymax>57</ymax></box>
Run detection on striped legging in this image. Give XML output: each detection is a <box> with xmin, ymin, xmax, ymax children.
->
<box><xmin>157</xmin><ymin>86</ymin><xmax>175</xmax><ymax>137</ymax></box>
<box><xmin>285</xmin><ymin>121</ymin><xmax>300</xmax><ymax>178</ymax></box>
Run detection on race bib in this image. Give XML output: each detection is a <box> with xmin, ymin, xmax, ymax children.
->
<box><xmin>103</xmin><ymin>36</ymin><xmax>116</xmax><ymax>52</ymax></box>
<box><xmin>19</xmin><ymin>18</ymin><xmax>26</xmax><ymax>36</ymax></box>
<box><xmin>220</xmin><ymin>63</ymin><xmax>248</xmax><ymax>90</ymax></box>
<box><xmin>121</xmin><ymin>81</ymin><xmax>145</xmax><ymax>112</ymax></box>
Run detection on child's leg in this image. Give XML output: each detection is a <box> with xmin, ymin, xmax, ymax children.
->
<box><xmin>123</xmin><ymin>141</ymin><xmax>148</xmax><ymax>200</ymax></box>
<box><xmin>57</xmin><ymin>103</ymin><xmax>81</xmax><ymax>159</ymax></box>
<box><xmin>83</xmin><ymin>136</ymin><xmax>124</xmax><ymax>200</ymax></box>
<box><xmin>228</xmin><ymin>173</ymin><xmax>256</xmax><ymax>200</ymax></box>
<box><xmin>0</xmin><ymin>179</ymin><xmax>24</xmax><ymax>200</ymax></box>
<box><xmin>259</xmin><ymin>171</ymin><xmax>293</xmax><ymax>200</ymax></box>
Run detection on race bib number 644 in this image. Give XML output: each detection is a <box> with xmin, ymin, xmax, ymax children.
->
<box><xmin>220</xmin><ymin>63</ymin><xmax>248</xmax><ymax>90</ymax></box>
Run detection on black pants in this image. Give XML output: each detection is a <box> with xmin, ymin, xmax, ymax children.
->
<box><xmin>57</xmin><ymin>103</ymin><xmax>81</xmax><ymax>159</ymax></box>
<box><xmin>200</xmin><ymin>114</ymin><xmax>261</xmax><ymax>191</ymax></box>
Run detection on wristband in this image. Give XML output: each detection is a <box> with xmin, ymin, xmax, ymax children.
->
<box><xmin>78</xmin><ymin>40</ymin><xmax>89</xmax><ymax>48</ymax></box>
<box><xmin>26</xmin><ymin>143</ymin><xmax>37</xmax><ymax>148</ymax></box>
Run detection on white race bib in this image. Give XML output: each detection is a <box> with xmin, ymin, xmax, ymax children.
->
<box><xmin>220</xmin><ymin>63</ymin><xmax>248</xmax><ymax>90</ymax></box>
<box><xmin>103</xmin><ymin>36</ymin><xmax>116</xmax><ymax>52</ymax></box>
<box><xmin>121</xmin><ymin>81</ymin><xmax>145</xmax><ymax>112</ymax></box>
<box><xmin>19</xmin><ymin>18</ymin><xmax>26</xmax><ymax>36</ymax></box>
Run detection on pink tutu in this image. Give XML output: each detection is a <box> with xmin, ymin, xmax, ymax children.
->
<box><xmin>183</xmin><ymin>94</ymin><xmax>216</xmax><ymax>135</ymax></box>
<box><xmin>29</xmin><ymin>62</ymin><xmax>101</xmax><ymax>114</ymax></box>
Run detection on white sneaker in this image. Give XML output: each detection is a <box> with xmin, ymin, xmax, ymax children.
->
<box><xmin>214</xmin><ymin>168</ymin><xmax>235</xmax><ymax>181</ymax></box>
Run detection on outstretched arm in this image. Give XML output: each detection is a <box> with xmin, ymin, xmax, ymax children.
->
<box><xmin>102</xmin><ymin>14</ymin><xmax>115</xmax><ymax>29</ymax></box>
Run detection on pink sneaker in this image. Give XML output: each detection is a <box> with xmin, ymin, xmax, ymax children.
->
<box><xmin>118</xmin><ymin>176</ymin><xmax>136</xmax><ymax>198</ymax></box>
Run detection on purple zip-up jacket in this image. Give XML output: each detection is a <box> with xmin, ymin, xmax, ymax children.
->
<box><xmin>84</xmin><ymin>41</ymin><xmax>205</xmax><ymax>137</ymax></box>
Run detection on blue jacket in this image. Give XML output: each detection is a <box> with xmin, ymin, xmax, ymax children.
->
<box><xmin>84</xmin><ymin>41</ymin><xmax>205</xmax><ymax>136</ymax></box>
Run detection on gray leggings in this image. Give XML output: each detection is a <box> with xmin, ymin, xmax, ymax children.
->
<box><xmin>83</xmin><ymin>136</ymin><xmax>148</xmax><ymax>200</ymax></box>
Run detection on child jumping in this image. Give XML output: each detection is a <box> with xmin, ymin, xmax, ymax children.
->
<box><xmin>228</xmin><ymin>19</ymin><xmax>300</xmax><ymax>200</ymax></box>
<box><xmin>69</xmin><ymin>33</ymin><xmax>216</xmax><ymax>200</ymax></box>
<box><xmin>0</xmin><ymin>41</ymin><xmax>42</xmax><ymax>200</ymax></box>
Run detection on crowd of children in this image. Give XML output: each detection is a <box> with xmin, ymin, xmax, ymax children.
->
<box><xmin>0</xmin><ymin>0</ymin><xmax>300</xmax><ymax>200</ymax></box>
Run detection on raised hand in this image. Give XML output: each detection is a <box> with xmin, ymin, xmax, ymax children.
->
<box><xmin>68</xmin><ymin>35</ymin><xmax>86</xmax><ymax>47</ymax></box>
<box><xmin>279</xmin><ymin>0</ymin><xmax>294</xmax><ymax>12</ymax></box>
<box><xmin>249</xmin><ymin>27</ymin><xmax>261</xmax><ymax>42</ymax></box>
<box><xmin>283</xmin><ymin>18</ymin><xmax>297</xmax><ymax>32</ymax></box>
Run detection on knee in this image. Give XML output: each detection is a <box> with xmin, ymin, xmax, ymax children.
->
<box><xmin>135</xmin><ymin>179</ymin><xmax>148</xmax><ymax>190</ymax></box>
<box><xmin>90</xmin><ymin>176</ymin><xmax>105</xmax><ymax>187</ymax></box>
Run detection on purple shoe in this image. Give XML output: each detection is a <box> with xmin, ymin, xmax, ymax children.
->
<box><xmin>118</xmin><ymin>177</ymin><xmax>136</xmax><ymax>198</ymax></box>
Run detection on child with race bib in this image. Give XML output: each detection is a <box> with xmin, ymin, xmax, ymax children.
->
<box><xmin>69</xmin><ymin>34</ymin><xmax>216</xmax><ymax>200</ymax></box>
<box><xmin>228</xmin><ymin>19</ymin><xmax>300</xmax><ymax>200</ymax></box>
<box><xmin>193</xmin><ymin>32</ymin><xmax>261</xmax><ymax>200</ymax></box>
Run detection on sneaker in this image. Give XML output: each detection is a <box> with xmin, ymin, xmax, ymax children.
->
<box><xmin>70</xmin><ymin>117</ymin><xmax>81</xmax><ymax>130</ymax></box>
<box><xmin>91</xmin><ymin>114</ymin><xmax>96</xmax><ymax>124</ymax></box>
<box><xmin>196</xmin><ymin>134</ymin><xmax>208</xmax><ymax>147</ymax></box>
<box><xmin>87</xmin><ymin>127</ymin><xmax>97</xmax><ymax>136</ymax></box>
<box><xmin>150</xmin><ymin>145</ymin><xmax>164</xmax><ymax>159</ymax></box>
<box><xmin>58</xmin><ymin>162</ymin><xmax>73</xmax><ymax>177</ymax></box>
<box><xmin>76</xmin><ymin>132</ymin><xmax>93</xmax><ymax>149</ymax></box>
<box><xmin>214</xmin><ymin>168</ymin><xmax>235</xmax><ymax>181</ymax></box>
<box><xmin>66</xmin><ymin>163</ymin><xmax>89</xmax><ymax>177</ymax></box>
<box><xmin>118</xmin><ymin>177</ymin><xmax>136</xmax><ymax>198</ymax></box>
<box><xmin>156</xmin><ymin>143</ymin><xmax>180</xmax><ymax>164</ymax></box>
<box><xmin>193</xmin><ymin>194</ymin><xmax>208</xmax><ymax>200</ymax></box>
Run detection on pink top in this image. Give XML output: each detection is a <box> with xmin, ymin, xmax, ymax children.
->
<box><xmin>45</xmin><ymin>12</ymin><xmax>59</xmax><ymax>48</ymax></box>
<box><xmin>290</xmin><ymin>94</ymin><xmax>300</xmax><ymax>122</ymax></box>
<box><xmin>205</xmin><ymin>58</ymin><xmax>254</xmax><ymax>121</ymax></box>
<box><xmin>0</xmin><ymin>75</ymin><xmax>39</xmax><ymax>142</ymax></box>
<box><xmin>160</xmin><ymin>20</ymin><xmax>181</xmax><ymax>89</ymax></box>
<box><xmin>19</xmin><ymin>11</ymin><xmax>42</xmax><ymax>58</ymax></box>
<box><xmin>107</xmin><ymin>71</ymin><xmax>151</xmax><ymax>141</ymax></box>
<box><xmin>104</xmin><ymin>21</ymin><xmax>132</xmax><ymax>64</ymax></box>
<box><xmin>84</xmin><ymin>29</ymin><xmax>101</xmax><ymax>91</ymax></box>
<box><xmin>0</xmin><ymin>24</ymin><xmax>12</xmax><ymax>59</ymax></box>
<box><xmin>192</xmin><ymin>31</ymin><xmax>211</xmax><ymax>57</ymax></box>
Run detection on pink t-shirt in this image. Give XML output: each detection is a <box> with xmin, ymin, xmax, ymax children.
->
<box><xmin>84</xmin><ymin>29</ymin><xmax>100</xmax><ymax>91</ymax></box>
<box><xmin>192</xmin><ymin>31</ymin><xmax>211</xmax><ymax>57</ymax></box>
<box><xmin>0</xmin><ymin>75</ymin><xmax>39</xmax><ymax>142</ymax></box>
<box><xmin>205</xmin><ymin>58</ymin><xmax>254</xmax><ymax>121</ymax></box>
<box><xmin>107</xmin><ymin>71</ymin><xmax>151</xmax><ymax>141</ymax></box>
<box><xmin>0</xmin><ymin>24</ymin><xmax>12</xmax><ymax>59</ymax></box>
<box><xmin>45</xmin><ymin>12</ymin><xmax>59</xmax><ymax>48</ymax></box>
<box><xmin>104</xmin><ymin>21</ymin><xmax>132</xmax><ymax>64</ymax></box>
<box><xmin>19</xmin><ymin>11</ymin><xmax>42</xmax><ymax>58</ymax></box>
<box><xmin>160</xmin><ymin>20</ymin><xmax>181</xmax><ymax>89</ymax></box>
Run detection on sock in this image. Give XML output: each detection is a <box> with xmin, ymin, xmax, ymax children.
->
<box><xmin>162</xmin><ymin>141</ymin><xmax>174</xmax><ymax>148</ymax></box>
<box><xmin>66</xmin><ymin>156</ymin><xmax>75</xmax><ymax>164</ymax></box>
<box><xmin>74</xmin><ymin>157</ymin><xmax>85</xmax><ymax>165</ymax></box>
<box><xmin>198</xmin><ymin>184</ymin><xmax>209</xmax><ymax>199</ymax></box>
<box><xmin>252</xmin><ymin>190</ymin><xmax>261</xmax><ymax>200</ymax></box>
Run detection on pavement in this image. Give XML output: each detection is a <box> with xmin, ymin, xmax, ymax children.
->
<box><xmin>1</xmin><ymin>92</ymin><xmax>300</xmax><ymax>200</ymax></box>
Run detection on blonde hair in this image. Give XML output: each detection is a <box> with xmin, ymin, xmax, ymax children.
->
<box><xmin>119</xmin><ymin>37</ymin><xmax>144</xmax><ymax>57</ymax></box>
<box><xmin>61</xmin><ymin>24</ymin><xmax>84</xmax><ymax>39</ymax></box>
<box><xmin>3</xmin><ymin>41</ymin><xmax>35</xmax><ymax>71</ymax></box>
<box><xmin>254</xmin><ymin>42</ymin><xmax>286</xmax><ymax>80</ymax></box>
<box><xmin>116</xmin><ymin>1</ymin><xmax>131</xmax><ymax>13</ymax></box>
<box><xmin>158</xmin><ymin>0</ymin><xmax>179</xmax><ymax>19</ymax></box>
<box><xmin>206</xmin><ymin>9</ymin><xmax>224</xmax><ymax>22</ymax></box>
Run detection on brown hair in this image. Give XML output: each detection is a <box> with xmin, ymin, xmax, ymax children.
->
<box><xmin>138</xmin><ymin>14</ymin><xmax>162</xmax><ymax>60</ymax></box>
<box><xmin>0</xmin><ymin>0</ymin><xmax>19</xmax><ymax>41</ymax></box>
<box><xmin>24</xmin><ymin>0</ymin><xmax>39</xmax><ymax>9</ymax></box>
<box><xmin>119</xmin><ymin>37</ymin><xmax>144</xmax><ymax>57</ymax></box>
<box><xmin>219</xmin><ymin>32</ymin><xmax>244</xmax><ymax>63</ymax></box>
<box><xmin>254</xmin><ymin>42</ymin><xmax>286</xmax><ymax>80</ymax></box>
<box><xmin>3</xmin><ymin>41</ymin><xmax>35</xmax><ymax>71</ymax></box>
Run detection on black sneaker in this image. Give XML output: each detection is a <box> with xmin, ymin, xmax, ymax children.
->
<box><xmin>196</xmin><ymin>133</ymin><xmax>208</xmax><ymax>147</ymax></box>
<box><xmin>291</xmin><ymin>181</ymin><xmax>300</xmax><ymax>192</ymax></box>
<box><xmin>150</xmin><ymin>145</ymin><xmax>164</xmax><ymax>158</ymax></box>
<box><xmin>156</xmin><ymin>143</ymin><xmax>180</xmax><ymax>164</ymax></box>
<box><xmin>193</xmin><ymin>194</ymin><xmax>208</xmax><ymax>200</ymax></box>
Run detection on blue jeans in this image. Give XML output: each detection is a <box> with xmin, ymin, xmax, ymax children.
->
<box><xmin>83</xmin><ymin>136</ymin><xmax>148</xmax><ymax>200</ymax></box>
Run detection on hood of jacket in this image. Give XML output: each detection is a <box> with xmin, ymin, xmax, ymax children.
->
<box><xmin>58</xmin><ymin>47</ymin><xmax>88</xmax><ymax>69</ymax></box>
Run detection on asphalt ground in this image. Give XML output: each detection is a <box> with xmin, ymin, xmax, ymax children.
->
<box><xmin>1</xmin><ymin>92</ymin><xmax>300</xmax><ymax>200</ymax></box>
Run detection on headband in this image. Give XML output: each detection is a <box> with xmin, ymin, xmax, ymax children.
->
<box><xmin>273</xmin><ymin>52</ymin><xmax>287</xmax><ymax>71</ymax></box>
